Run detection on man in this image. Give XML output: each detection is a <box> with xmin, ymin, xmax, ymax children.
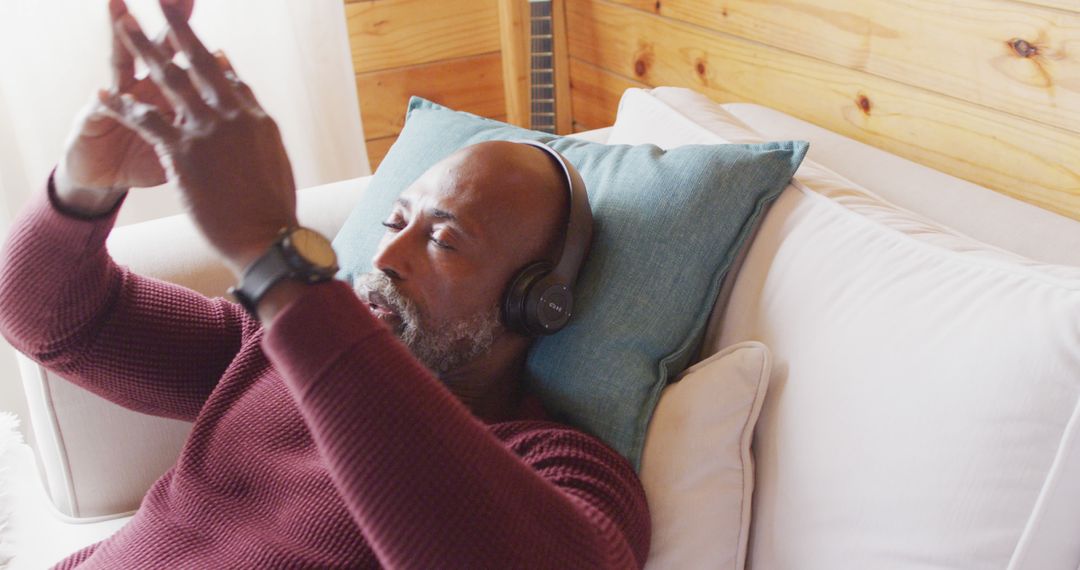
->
<box><xmin>0</xmin><ymin>1</ymin><xmax>649</xmax><ymax>568</ymax></box>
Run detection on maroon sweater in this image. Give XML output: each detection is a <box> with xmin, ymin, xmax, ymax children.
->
<box><xmin>0</xmin><ymin>183</ymin><xmax>650</xmax><ymax>569</ymax></box>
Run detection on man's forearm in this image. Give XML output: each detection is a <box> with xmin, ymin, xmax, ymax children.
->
<box><xmin>0</xmin><ymin>175</ymin><xmax>247</xmax><ymax>421</ymax></box>
<box><xmin>53</xmin><ymin>164</ymin><xmax>128</xmax><ymax>218</ymax></box>
<box><xmin>0</xmin><ymin>176</ymin><xmax>124</xmax><ymax>360</ymax></box>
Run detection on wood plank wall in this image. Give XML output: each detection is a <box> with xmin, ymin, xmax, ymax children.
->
<box><xmin>566</xmin><ymin>0</ymin><xmax>1080</xmax><ymax>221</ymax></box>
<box><xmin>345</xmin><ymin>0</ymin><xmax>505</xmax><ymax>170</ymax></box>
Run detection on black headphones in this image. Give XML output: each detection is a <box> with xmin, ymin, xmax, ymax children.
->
<box><xmin>502</xmin><ymin>140</ymin><xmax>594</xmax><ymax>336</ymax></box>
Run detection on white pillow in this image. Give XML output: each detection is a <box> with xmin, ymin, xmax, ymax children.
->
<box><xmin>614</xmin><ymin>87</ymin><xmax>764</xmax><ymax>145</ymax></box>
<box><xmin>612</xmin><ymin>87</ymin><xmax>1080</xmax><ymax>570</ymax></box>
<box><xmin>641</xmin><ymin>341</ymin><xmax>771</xmax><ymax>570</ymax></box>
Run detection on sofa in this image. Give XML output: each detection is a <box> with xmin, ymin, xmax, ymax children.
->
<box><xmin>5</xmin><ymin>88</ymin><xmax>1080</xmax><ymax>569</ymax></box>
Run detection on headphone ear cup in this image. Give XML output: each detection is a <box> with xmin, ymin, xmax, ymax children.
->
<box><xmin>502</xmin><ymin>262</ymin><xmax>574</xmax><ymax>336</ymax></box>
<box><xmin>503</xmin><ymin>262</ymin><xmax>552</xmax><ymax>335</ymax></box>
<box><xmin>527</xmin><ymin>277</ymin><xmax>573</xmax><ymax>335</ymax></box>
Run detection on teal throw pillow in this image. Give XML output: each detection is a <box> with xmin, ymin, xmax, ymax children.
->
<box><xmin>333</xmin><ymin>97</ymin><xmax>807</xmax><ymax>468</ymax></box>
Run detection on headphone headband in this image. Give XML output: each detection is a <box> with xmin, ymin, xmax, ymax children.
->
<box><xmin>513</xmin><ymin>140</ymin><xmax>593</xmax><ymax>285</ymax></box>
<box><xmin>502</xmin><ymin>139</ymin><xmax>594</xmax><ymax>335</ymax></box>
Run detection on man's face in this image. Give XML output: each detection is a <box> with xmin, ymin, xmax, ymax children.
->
<box><xmin>353</xmin><ymin>142</ymin><xmax>565</xmax><ymax>374</ymax></box>
<box><xmin>352</xmin><ymin>271</ymin><xmax>500</xmax><ymax>374</ymax></box>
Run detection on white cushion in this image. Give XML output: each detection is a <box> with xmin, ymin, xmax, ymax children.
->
<box><xmin>1</xmin><ymin>414</ymin><xmax>129</xmax><ymax>569</ymax></box>
<box><xmin>641</xmin><ymin>341</ymin><xmax>771</xmax><ymax>570</ymax></box>
<box><xmin>615</xmin><ymin>88</ymin><xmax>762</xmax><ymax>145</ymax></box>
<box><xmin>613</xmin><ymin>87</ymin><xmax>1080</xmax><ymax>569</ymax></box>
<box><xmin>723</xmin><ymin>181</ymin><xmax>1080</xmax><ymax>569</ymax></box>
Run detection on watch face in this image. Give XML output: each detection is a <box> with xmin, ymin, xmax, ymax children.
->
<box><xmin>289</xmin><ymin>227</ymin><xmax>337</xmax><ymax>268</ymax></box>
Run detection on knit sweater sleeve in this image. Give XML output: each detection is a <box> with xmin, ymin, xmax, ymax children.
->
<box><xmin>263</xmin><ymin>281</ymin><xmax>651</xmax><ymax>569</ymax></box>
<box><xmin>0</xmin><ymin>182</ymin><xmax>251</xmax><ymax>421</ymax></box>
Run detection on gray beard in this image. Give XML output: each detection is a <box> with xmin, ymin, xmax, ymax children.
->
<box><xmin>353</xmin><ymin>272</ymin><xmax>501</xmax><ymax>374</ymax></box>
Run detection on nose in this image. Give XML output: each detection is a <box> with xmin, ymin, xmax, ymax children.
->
<box><xmin>371</xmin><ymin>228</ymin><xmax>413</xmax><ymax>281</ymax></box>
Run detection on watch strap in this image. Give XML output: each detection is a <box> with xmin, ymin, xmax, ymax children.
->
<box><xmin>229</xmin><ymin>242</ymin><xmax>292</xmax><ymax>316</ymax></box>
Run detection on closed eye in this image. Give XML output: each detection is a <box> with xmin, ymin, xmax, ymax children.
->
<box><xmin>381</xmin><ymin>220</ymin><xmax>405</xmax><ymax>232</ymax></box>
<box><xmin>430</xmin><ymin>234</ymin><xmax>454</xmax><ymax>250</ymax></box>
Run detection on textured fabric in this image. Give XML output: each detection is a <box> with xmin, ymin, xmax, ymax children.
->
<box><xmin>640</xmin><ymin>342</ymin><xmax>770</xmax><ymax>570</ymax></box>
<box><xmin>618</xmin><ymin>85</ymin><xmax>1080</xmax><ymax>569</ymax></box>
<box><xmin>332</xmin><ymin>97</ymin><xmax>808</xmax><ymax>468</ymax></box>
<box><xmin>20</xmin><ymin>177</ymin><xmax>370</xmax><ymax>519</ymax></box>
<box><xmin>0</xmin><ymin>184</ymin><xmax>650</xmax><ymax>569</ymax></box>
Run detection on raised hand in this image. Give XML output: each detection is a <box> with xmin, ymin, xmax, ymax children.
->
<box><xmin>99</xmin><ymin>0</ymin><xmax>299</xmax><ymax>276</ymax></box>
<box><xmin>54</xmin><ymin>0</ymin><xmax>195</xmax><ymax>215</ymax></box>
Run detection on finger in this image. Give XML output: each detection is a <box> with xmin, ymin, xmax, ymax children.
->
<box><xmin>164</xmin><ymin>0</ymin><xmax>195</xmax><ymax>21</ymax></box>
<box><xmin>213</xmin><ymin>53</ymin><xmax>262</xmax><ymax>108</ymax></box>
<box><xmin>214</xmin><ymin>51</ymin><xmax>234</xmax><ymax>73</ymax></box>
<box><xmin>108</xmin><ymin>0</ymin><xmax>135</xmax><ymax>91</ymax></box>
<box><xmin>160</xmin><ymin>3</ymin><xmax>240</xmax><ymax>111</ymax></box>
<box><xmin>223</xmin><ymin>70</ymin><xmax>261</xmax><ymax>110</ymax></box>
<box><xmin>97</xmin><ymin>89</ymin><xmax>180</xmax><ymax>146</ymax></box>
<box><xmin>108</xmin><ymin>0</ymin><xmax>127</xmax><ymax>18</ymax></box>
<box><xmin>115</xmin><ymin>13</ymin><xmax>214</xmax><ymax>124</ymax></box>
<box><xmin>153</xmin><ymin>0</ymin><xmax>190</xmax><ymax>62</ymax></box>
<box><xmin>154</xmin><ymin>29</ymin><xmax>178</xmax><ymax>63</ymax></box>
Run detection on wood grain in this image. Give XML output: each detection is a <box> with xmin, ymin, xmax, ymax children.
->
<box><xmin>497</xmin><ymin>0</ymin><xmax>530</xmax><ymax>127</ymax></box>
<box><xmin>356</xmin><ymin>53</ymin><xmax>505</xmax><ymax>140</ymax></box>
<box><xmin>607</xmin><ymin>0</ymin><xmax>1080</xmax><ymax>132</ymax></box>
<box><xmin>609</xmin><ymin>0</ymin><xmax>659</xmax><ymax>10</ymax></box>
<box><xmin>1013</xmin><ymin>0</ymin><xmax>1080</xmax><ymax>12</ymax></box>
<box><xmin>346</xmin><ymin>0</ymin><xmax>500</xmax><ymax>73</ymax></box>
<box><xmin>553</xmin><ymin>0</ymin><xmax>574</xmax><ymax>134</ymax></box>
<box><xmin>568</xmin><ymin>57</ymin><xmax>648</xmax><ymax>130</ymax></box>
<box><xmin>568</xmin><ymin>0</ymin><xmax>1080</xmax><ymax>219</ymax></box>
<box><xmin>365</xmin><ymin>135</ymin><xmax>398</xmax><ymax>172</ymax></box>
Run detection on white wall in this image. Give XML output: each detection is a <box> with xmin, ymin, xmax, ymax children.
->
<box><xmin>0</xmin><ymin>0</ymin><xmax>369</xmax><ymax>446</ymax></box>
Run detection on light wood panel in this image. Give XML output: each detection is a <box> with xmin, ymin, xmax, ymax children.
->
<box><xmin>1015</xmin><ymin>0</ymin><xmax>1080</xmax><ymax>12</ymax></box>
<box><xmin>346</xmin><ymin>0</ymin><xmax>501</xmax><ymax>73</ymax></box>
<box><xmin>366</xmin><ymin>135</ymin><xmax>398</xmax><ymax>171</ymax></box>
<box><xmin>552</xmin><ymin>0</ymin><xmax>574</xmax><ymax>134</ymax></box>
<box><xmin>610</xmin><ymin>0</ymin><xmax>658</xmax><ymax>10</ymax></box>
<box><xmin>345</xmin><ymin>0</ymin><xmax>508</xmax><ymax>176</ymax></box>
<box><xmin>356</xmin><ymin>53</ymin><xmax>505</xmax><ymax>140</ymax></box>
<box><xmin>497</xmin><ymin>0</ymin><xmax>530</xmax><ymax>127</ymax></box>
<box><xmin>567</xmin><ymin>0</ymin><xmax>1080</xmax><ymax>219</ymax></box>
<box><xmin>608</xmin><ymin>0</ymin><xmax>1080</xmax><ymax>131</ymax></box>
<box><xmin>569</xmin><ymin>57</ymin><xmax>648</xmax><ymax>130</ymax></box>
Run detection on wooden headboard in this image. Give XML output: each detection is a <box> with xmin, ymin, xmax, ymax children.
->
<box><xmin>564</xmin><ymin>0</ymin><xmax>1080</xmax><ymax>221</ymax></box>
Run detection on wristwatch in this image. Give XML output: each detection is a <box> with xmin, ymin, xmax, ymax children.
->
<box><xmin>228</xmin><ymin>226</ymin><xmax>339</xmax><ymax>316</ymax></box>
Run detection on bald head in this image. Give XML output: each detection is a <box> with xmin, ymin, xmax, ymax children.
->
<box><xmin>425</xmin><ymin>140</ymin><xmax>570</xmax><ymax>265</ymax></box>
